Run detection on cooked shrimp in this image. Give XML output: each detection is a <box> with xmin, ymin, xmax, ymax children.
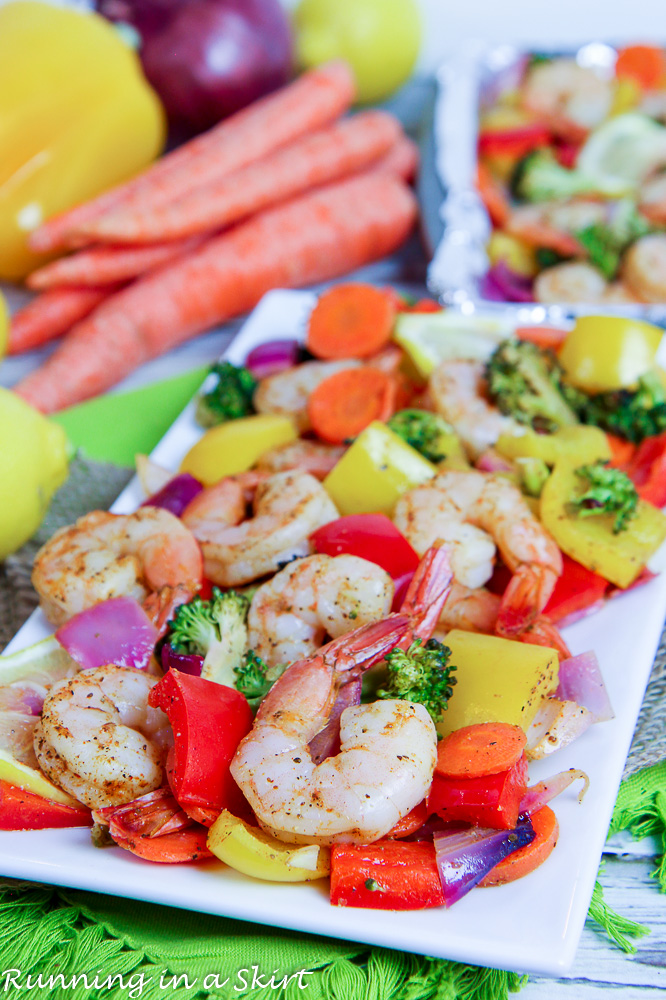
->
<box><xmin>394</xmin><ymin>470</ymin><xmax>561</xmax><ymax>635</ymax></box>
<box><xmin>254</xmin><ymin>360</ymin><xmax>360</xmax><ymax>433</ymax></box>
<box><xmin>32</xmin><ymin>508</ymin><xmax>203</xmax><ymax>627</ymax></box>
<box><xmin>255</xmin><ymin>439</ymin><xmax>346</xmax><ymax>480</ymax></box>
<box><xmin>248</xmin><ymin>553</ymin><xmax>393</xmax><ymax>667</ymax></box>
<box><xmin>639</xmin><ymin>173</ymin><xmax>666</xmax><ymax>225</ymax></box>
<box><xmin>601</xmin><ymin>281</ymin><xmax>643</xmax><ymax>304</ymax></box>
<box><xmin>622</xmin><ymin>233</ymin><xmax>666</xmax><ymax>303</ymax></box>
<box><xmin>33</xmin><ymin>664</ymin><xmax>171</xmax><ymax>809</ymax></box>
<box><xmin>507</xmin><ymin>201</ymin><xmax>608</xmax><ymax>258</ymax></box>
<box><xmin>521</xmin><ymin>59</ymin><xmax>613</xmax><ymax>141</ymax></box>
<box><xmin>230</xmin><ymin>544</ymin><xmax>453</xmax><ymax>845</ymax></box>
<box><xmin>429</xmin><ymin>359</ymin><xmax>519</xmax><ymax>459</ymax></box>
<box><xmin>533</xmin><ymin>261</ymin><xmax>608</xmax><ymax>304</ymax></box>
<box><xmin>434</xmin><ymin>580</ymin><xmax>500</xmax><ymax>638</ymax></box>
<box><xmin>183</xmin><ymin>470</ymin><xmax>339</xmax><ymax>587</ymax></box>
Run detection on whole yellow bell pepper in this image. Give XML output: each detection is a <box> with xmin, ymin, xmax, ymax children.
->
<box><xmin>540</xmin><ymin>457</ymin><xmax>666</xmax><ymax>587</ymax></box>
<box><xmin>323</xmin><ymin>421</ymin><xmax>436</xmax><ymax>516</ymax></box>
<box><xmin>558</xmin><ymin>315</ymin><xmax>663</xmax><ymax>394</ymax></box>
<box><xmin>0</xmin><ymin>1</ymin><xmax>166</xmax><ymax>280</ymax></box>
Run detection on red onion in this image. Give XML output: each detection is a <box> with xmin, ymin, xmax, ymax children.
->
<box><xmin>99</xmin><ymin>0</ymin><xmax>293</xmax><ymax>137</ymax></box>
<box><xmin>433</xmin><ymin>817</ymin><xmax>535</xmax><ymax>907</ymax></box>
<box><xmin>0</xmin><ymin>686</ymin><xmax>44</xmax><ymax>716</ymax></box>
<box><xmin>519</xmin><ymin>768</ymin><xmax>590</xmax><ymax>816</ymax></box>
<box><xmin>142</xmin><ymin>472</ymin><xmax>203</xmax><ymax>517</ymax></box>
<box><xmin>95</xmin><ymin>787</ymin><xmax>194</xmax><ymax>839</ymax></box>
<box><xmin>556</xmin><ymin>651</ymin><xmax>615</xmax><ymax>723</ymax></box>
<box><xmin>308</xmin><ymin>677</ymin><xmax>362</xmax><ymax>764</ymax></box>
<box><xmin>525</xmin><ymin>698</ymin><xmax>594</xmax><ymax>759</ymax></box>
<box><xmin>245</xmin><ymin>339</ymin><xmax>301</xmax><ymax>380</ymax></box>
<box><xmin>481</xmin><ymin>262</ymin><xmax>535</xmax><ymax>303</ymax></box>
<box><xmin>0</xmin><ymin>712</ymin><xmax>39</xmax><ymax>767</ymax></box>
<box><xmin>56</xmin><ymin>596</ymin><xmax>159</xmax><ymax>672</ymax></box>
<box><xmin>476</xmin><ymin>448</ymin><xmax>516</xmax><ymax>473</ymax></box>
<box><xmin>161</xmin><ymin>643</ymin><xmax>205</xmax><ymax>676</ymax></box>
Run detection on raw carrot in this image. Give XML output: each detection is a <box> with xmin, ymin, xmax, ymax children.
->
<box><xmin>476</xmin><ymin>161</ymin><xmax>510</xmax><ymax>227</ymax></box>
<box><xmin>515</xmin><ymin>325</ymin><xmax>569</xmax><ymax>350</ymax></box>
<box><xmin>615</xmin><ymin>45</ymin><xmax>666</xmax><ymax>90</ymax></box>
<box><xmin>435</xmin><ymin>723</ymin><xmax>527</xmax><ymax>779</ymax></box>
<box><xmin>307</xmin><ymin>367</ymin><xmax>397</xmax><ymax>444</ymax></box>
<box><xmin>479</xmin><ymin>806</ymin><xmax>559</xmax><ymax>886</ymax></box>
<box><xmin>26</xmin><ymin>236</ymin><xmax>204</xmax><ymax>289</ymax></box>
<box><xmin>306</xmin><ymin>283</ymin><xmax>398</xmax><ymax>360</ymax></box>
<box><xmin>14</xmin><ymin>173</ymin><xmax>417</xmax><ymax>413</ymax></box>
<box><xmin>7</xmin><ymin>286</ymin><xmax>113</xmax><ymax>354</ymax></box>
<box><xmin>80</xmin><ymin>111</ymin><xmax>403</xmax><ymax>245</ymax></box>
<box><xmin>30</xmin><ymin>61</ymin><xmax>356</xmax><ymax>254</ymax></box>
<box><xmin>368</xmin><ymin>134</ymin><xmax>420</xmax><ymax>183</ymax></box>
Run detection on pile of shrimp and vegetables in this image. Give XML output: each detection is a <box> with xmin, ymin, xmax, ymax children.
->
<box><xmin>477</xmin><ymin>43</ymin><xmax>666</xmax><ymax>305</ymax></box>
<box><xmin>3</xmin><ymin>282</ymin><xmax>666</xmax><ymax>911</ymax></box>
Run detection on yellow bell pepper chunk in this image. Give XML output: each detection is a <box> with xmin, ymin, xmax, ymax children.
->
<box><xmin>438</xmin><ymin>631</ymin><xmax>559</xmax><ymax>738</ymax></box>
<box><xmin>323</xmin><ymin>421</ymin><xmax>435</xmax><ymax>516</ymax></box>
<box><xmin>180</xmin><ymin>414</ymin><xmax>297</xmax><ymax>486</ymax></box>
<box><xmin>207</xmin><ymin>810</ymin><xmax>330</xmax><ymax>882</ymax></box>
<box><xmin>496</xmin><ymin>425</ymin><xmax>611</xmax><ymax>466</ymax></box>
<box><xmin>0</xmin><ymin>749</ymin><xmax>79</xmax><ymax>807</ymax></box>
<box><xmin>0</xmin><ymin>2</ymin><xmax>165</xmax><ymax>280</ymax></box>
<box><xmin>540</xmin><ymin>457</ymin><xmax>666</xmax><ymax>588</ymax></box>
<box><xmin>558</xmin><ymin>315</ymin><xmax>663</xmax><ymax>394</ymax></box>
<box><xmin>487</xmin><ymin>231</ymin><xmax>538</xmax><ymax>277</ymax></box>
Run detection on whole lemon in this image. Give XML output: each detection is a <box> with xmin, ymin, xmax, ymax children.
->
<box><xmin>293</xmin><ymin>0</ymin><xmax>421</xmax><ymax>104</ymax></box>
<box><xmin>0</xmin><ymin>388</ymin><xmax>70</xmax><ymax>560</ymax></box>
<box><xmin>0</xmin><ymin>291</ymin><xmax>8</xmax><ymax>361</ymax></box>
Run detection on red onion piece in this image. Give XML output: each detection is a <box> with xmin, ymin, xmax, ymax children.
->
<box><xmin>476</xmin><ymin>448</ymin><xmax>516</xmax><ymax>473</ymax></box>
<box><xmin>433</xmin><ymin>817</ymin><xmax>535</xmax><ymax>907</ymax></box>
<box><xmin>0</xmin><ymin>712</ymin><xmax>39</xmax><ymax>767</ymax></box>
<box><xmin>481</xmin><ymin>262</ymin><xmax>535</xmax><ymax>304</ymax></box>
<box><xmin>520</xmin><ymin>768</ymin><xmax>590</xmax><ymax>815</ymax></box>
<box><xmin>525</xmin><ymin>698</ymin><xmax>593</xmax><ymax>759</ymax></box>
<box><xmin>95</xmin><ymin>787</ymin><xmax>194</xmax><ymax>839</ymax></box>
<box><xmin>161</xmin><ymin>643</ymin><xmax>204</xmax><ymax>677</ymax></box>
<box><xmin>556</xmin><ymin>651</ymin><xmax>615</xmax><ymax>723</ymax></box>
<box><xmin>0</xmin><ymin>686</ymin><xmax>44</xmax><ymax>716</ymax></box>
<box><xmin>308</xmin><ymin>677</ymin><xmax>362</xmax><ymax>764</ymax></box>
<box><xmin>142</xmin><ymin>472</ymin><xmax>203</xmax><ymax>517</ymax></box>
<box><xmin>245</xmin><ymin>339</ymin><xmax>301</xmax><ymax>380</ymax></box>
<box><xmin>56</xmin><ymin>596</ymin><xmax>159</xmax><ymax>672</ymax></box>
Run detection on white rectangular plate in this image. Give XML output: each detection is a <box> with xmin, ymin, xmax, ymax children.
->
<box><xmin>1</xmin><ymin>289</ymin><xmax>663</xmax><ymax>976</ymax></box>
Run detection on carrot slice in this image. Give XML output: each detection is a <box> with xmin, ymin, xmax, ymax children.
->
<box><xmin>385</xmin><ymin>800</ymin><xmax>429</xmax><ymax>839</ymax></box>
<box><xmin>307</xmin><ymin>367</ymin><xmax>397</xmax><ymax>444</ymax></box>
<box><xmin>616</xmin><ymin>45</ymin><xmax>666</xmax><ymax>90</ymax></box>
<box><xmin>113</xmin><ymin>826</ymin><xmax>213</xmax><ymax>864</ymax></box>
<box><xmin>607</xmin><ymin>433</ymin><xmax>636</xmax><ymax>469</ymax></box>
<box><xmin>479</xmin><ymin>806</ymin><xmax>559</xmax><ymax>886</ymax></box>
<box><xmin>515</xmin><ymin>325</ymin><xmax>569</xmax><ymax>351</ymax></box>
<box><xmin>306</xmin><ymin>283</ymin><xmax>397</xmax><ymax>360</ymax></box>
<box><xmin>435</xmin><ymin>723</ymin><xmax>527</xmax><ymax>779</ymax></box>
<box><xmin>476</xmin><ymin>161</ymin><xmax>510</xmax><ymax>228</ymax></box>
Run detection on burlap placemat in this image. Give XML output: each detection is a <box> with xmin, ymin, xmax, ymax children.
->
<box><xmin>1</xmin><ymin>456</ymin><xmax>664</xmax><ymax>776</ymax></box>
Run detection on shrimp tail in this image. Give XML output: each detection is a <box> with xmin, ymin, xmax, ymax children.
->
<box><xmin>496</xmin><ymin>564</ymin><xmax>559</xmax><ymax>637</ymax></box>
<box><xmin>518</xmin><ymin>615</ymin><xmax>571</xmax><ymax>659</ymax></box>
<box><xmin>400</xmin><ymin>541</ymin><xmax>454</xmax><ymax>644</ymax></box>
<box><xmin>321</xmin><ymin>614</ymin><xmax>412</xmax><ymax>672</ymax></box>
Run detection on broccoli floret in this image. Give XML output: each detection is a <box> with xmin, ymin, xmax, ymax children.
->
<box><xmin>387</xmin><ymin>409</ymin><xmax>459</xmax><ymax>463</ymax></box>
<box><xmin>575</xmin><ymin>202</ymin><xmax>653</xmax><ymax>280</ymax></box>
<box><xmin>234</xmin><ymin>653</ymin><xmax>287</xmax><ymax>712</ymax></box>
<box><xmin>486</xmin><ymin>339</ymin><xmax>580</xmax><ymax>433</ymax></box>
<box><xmin>168</xmin><ymin>589</ymin><xmax>250</xmax><ymax>685</ymax></box>
<box><xmin>195</xmin><ymin>361</ymin><xmax>257</xmax><ymax>428</ymax></box>
<box><xmin>377</xmin><ymin>638</ymin><xmax>457</xmax><ymax>726</ymax></box>
<box><xmin>510</xmin><ymin>150</ymin><xmax>599</xmax><ymax>203</ymax></box>
<box><xmin>568</xmin><ymin>371</ymin><xmax>666</xmax><ymax>443</ymax></box>
<box><xmin>571</xmin><ymin>461</ymin><xmax>638</xmax><ymax>533</ymax></box>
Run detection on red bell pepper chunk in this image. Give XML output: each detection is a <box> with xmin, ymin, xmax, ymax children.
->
<box><xmin>478</xmin><ymin>123</ymin><xmax>551</xmax><ymax>159</ymax></box>
<box><xmin>543</xmin><ymin>554</ymin><xmax>609</xmax><ymax>624</ymax></box>
<box><xmin>148</xmin><ymin>669</ymin><xmax>253</xmax><ymax>827</ymax></box>
<box><xmin>0</xmin><ymin>780</ymin><xmax>91</xmax><ymax>831</ymax></box>
<box><xmin>330</xmin><ymin>840</ymin><xmax>444</xmax><ymax>909</ymax></box>
<box><xmin>427</xmin><ymin>756</ymin><xmax>528</xmax><ymax>830</ymax></box>
<box><xmin>625</xmin><ymin>431</ymin><xmax>666</xmax><ymax>508</ymax></box>
<box><xmin>311</xmin><ymin>514</ymin><xmax>420</xmax><ymax>580</ymax></box>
